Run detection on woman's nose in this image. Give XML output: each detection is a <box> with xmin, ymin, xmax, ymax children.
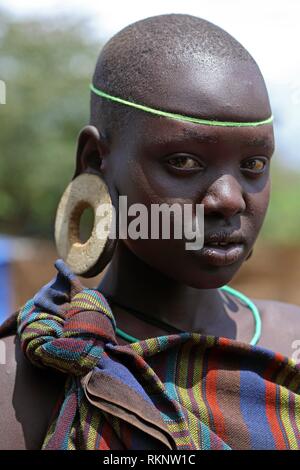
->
<box><xmin>201</xmin><ymin>174</ymin><xmax>246</xmax><ymax>220</ymax></box>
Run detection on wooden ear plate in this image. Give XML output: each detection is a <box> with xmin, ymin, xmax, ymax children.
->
<box><xmin>55</xmin><ymin>173</ymin><xmax>117</xmax><ymax>278</ymax></box>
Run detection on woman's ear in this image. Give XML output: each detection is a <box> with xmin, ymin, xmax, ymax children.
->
<box><xmin>73</xmin><ymin>125</ymin><xmax>108</xmax><ymax>178</ymax></box>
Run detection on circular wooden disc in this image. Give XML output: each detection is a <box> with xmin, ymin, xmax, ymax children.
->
<box><xmin>54</xmin><ymin>173</ymin><xmax>116</xmax><ymax>277</ymax></box>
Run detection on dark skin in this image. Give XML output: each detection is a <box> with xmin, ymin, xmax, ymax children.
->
<box><xmin>1</xmin><ymin>58</ymin><xmax>300</xmax><ymax>449</ymax></box>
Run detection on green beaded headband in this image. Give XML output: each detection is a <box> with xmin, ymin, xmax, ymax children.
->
<box><xmin>90</xmin><ymin>83</ymin><xmax>273</xmax><ymax>128</ymax></box>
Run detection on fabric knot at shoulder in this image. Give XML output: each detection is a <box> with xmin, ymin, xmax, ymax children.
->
<box><xmin>17</xmin><ymin>259</ymin><xmax>118</xmax><ymax>376</ymax></box>
<box><xmin>16</xmin><ymin>259</ymin><xmax>176</xmax><ymax>450</ymax></box>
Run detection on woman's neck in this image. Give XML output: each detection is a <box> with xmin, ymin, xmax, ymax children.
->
<box><xmin>97</xmin><ymin>241</ymin><xmax>247</xmax><ymax>340</ymax></box>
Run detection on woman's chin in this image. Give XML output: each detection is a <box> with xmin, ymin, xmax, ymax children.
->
<box><xmin>175</xmin><ymin>261</ymin><xmax>244</xmax><ymax>289</ymax></box>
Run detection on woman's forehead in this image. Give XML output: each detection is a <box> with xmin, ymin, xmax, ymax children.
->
<box><xmin>128</xmin><ymin>116</ymin><xmax>275</xmax><ymax>155</ymax></box>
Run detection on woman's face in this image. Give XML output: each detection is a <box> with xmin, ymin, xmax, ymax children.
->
<box><xmin>97</xmin><ymin>60</ymin><xmax>275</xmax><ymax>288</ymax></box>
<box><xmin>105</xmin><ymin>115</ymin><xmax>274</xmax><ymax>289</ymax></box>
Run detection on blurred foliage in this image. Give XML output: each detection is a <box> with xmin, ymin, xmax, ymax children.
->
<box><xmin>0</xmin><ymin>9</ymin><xmax>299</xmax><ymax>244</ymax></box>
<box><xmin>261</xmin><ymin>165</ymin><xmax>300</xmax><ymax>244</ymax></box>
<box><xmin>0</xmin><ymin>9</ymin><xmax>100</xmax><ymax>237</ymax></box>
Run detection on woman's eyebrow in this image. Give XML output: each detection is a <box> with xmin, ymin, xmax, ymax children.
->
<box><xmin>155</xmin><ymin>129</ymin><xmax>219</xmax><ymax>145</ymax></box>
<box><xmin>153</xmin><ymin>129</ymin><xmax>274</xmax><ymax>150</ymax></box>
<box><xmin>245</xmin><ymin>136</ymin><xmax>274</xmax><ymax>151</ymax></box>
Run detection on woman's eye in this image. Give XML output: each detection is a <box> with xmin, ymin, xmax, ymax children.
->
<box><xmin>166</xmin><ymin>155</ymin><xmax>203</xmax><ymax>171</ymax></box>
<box><xmin>241</xmin><ymin>158</ymin><xmax>268</xmax><ymax>174</ymax></box>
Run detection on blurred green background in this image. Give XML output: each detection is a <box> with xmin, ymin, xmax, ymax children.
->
<box><xmin>0</xmin><ymin>9</ymin><xmax>98</xmax><ymax>238</ymax></box>
<box><xmin>0</xmin><ymin>8</ymin><xmax>299</xmax><ymax>312</ymax></box>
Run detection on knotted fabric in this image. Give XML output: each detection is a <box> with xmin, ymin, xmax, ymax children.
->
<box><xmin>17</xmin><ymin>259</ymin><xmax>176</xmax><ymax>450</ymax></box>
<box><xmin>17</xmin><ymin>259</ymin><xmax>300</xmax><ymax>450</ymax></box>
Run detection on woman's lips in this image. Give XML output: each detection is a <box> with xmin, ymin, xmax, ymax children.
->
<box><xmin>196</xmin><ymin>242</ymin><xmax>245</xmax><ymax>266</ymax></box>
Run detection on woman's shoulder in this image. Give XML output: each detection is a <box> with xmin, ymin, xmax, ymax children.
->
<box><xmin>0</xmin><ymin>334</ymin><xmax>24</xmax><ymax>449</ymax></box>
<box><xmin>251</xmin><ymin>297</ymin><xmax>300</xmax><ymax>359</ymax></box>
<box><xmin>0</xmin><ymin>334</ymin><xmax>65</xmax><ymax>449</ymax></box>
<box><xmin>253</xmin><ymin>297</ymin><xmax>300</xmax><ymax>324</ymax></box>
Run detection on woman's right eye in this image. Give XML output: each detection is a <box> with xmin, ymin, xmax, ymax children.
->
<box><xmin>165</xmin><ymin>154</ymin><xmax>204</xmax><ymax>171</ymax></box>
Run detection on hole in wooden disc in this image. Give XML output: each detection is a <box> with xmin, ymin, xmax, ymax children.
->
<box><xmin>79</xmin><ymin>206</ymin><xmax>95</xmax><ymax>243</ymax></box>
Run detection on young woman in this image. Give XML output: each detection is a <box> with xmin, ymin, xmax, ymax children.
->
<box><xmin>1</xmin><ymin>14</ymin><xmax>300</xmax><ymax>450</ymax></box>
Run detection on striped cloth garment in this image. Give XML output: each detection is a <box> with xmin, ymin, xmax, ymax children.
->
<box><xmin>17</xmin><ymin>259</ymin><xmax>300</xmax><ymax>450</ymax></box>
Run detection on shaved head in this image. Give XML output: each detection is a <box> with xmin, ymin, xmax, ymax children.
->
<box><xmin>90</xmin><ymin>14</ymin><xmax>271</xmax><ymax>139</ymax></box>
